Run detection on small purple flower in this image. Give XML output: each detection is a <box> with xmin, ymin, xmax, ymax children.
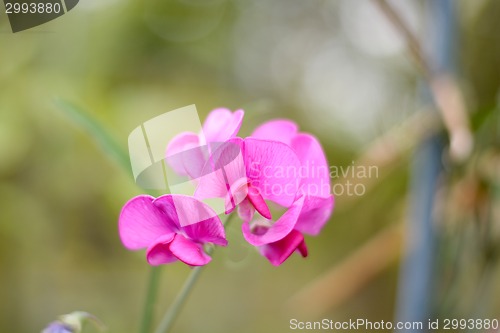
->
<box><xmin>42</xmin><ymin>321</ymin><xmax>74</xmax><ymax>333</ymax></box>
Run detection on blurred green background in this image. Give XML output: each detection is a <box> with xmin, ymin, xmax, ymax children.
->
<box><xmin>0</xmin><ymin>0</ymin><xmax>499</xmax><ymax>332</ymax></box>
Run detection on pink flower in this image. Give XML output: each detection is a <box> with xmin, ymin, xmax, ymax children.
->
<box><xmin>121</xmin><ymin>110</ymin><xmax>333</xmax><ymax>267</ymax></box>
<box><xmin>242</xmin><ymin>120</ymin><xmax>334</xmax><ymax>266</ymax></box>
<box><xmin>119</xmin><ymin>194</ymin><xmax>227</xmax><ymax>266</ymax></box>
<box><xmin>193</xmin><ymin>130</ymin><xmax>332</xmax><ymax>265</ymax></box>
<box><xmin>166</xmin><ymin>108</ymin><xmax>244</xmax><ymax>178</ymax></box>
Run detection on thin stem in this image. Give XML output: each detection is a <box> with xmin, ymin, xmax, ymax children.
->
<box><xmin>153</xmin><ymin>265</ymin><xmax>204</xmax><ymax>333</ymax></box>
<box><xmin>140</xmin><ymin>266</ymin><xmax>162</xmax><ymax>333</ymax></box>
<box><xmin>372</xmin><ymin>0</ymin><xmax>432</xmax><ymax>78</ymax></box>
<box><xmin>154</xmin><ymin>213</ymin><xmax>236</xmax><ymax>333</ymax></box>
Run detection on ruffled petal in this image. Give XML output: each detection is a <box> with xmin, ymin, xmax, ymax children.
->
<box><xmin>259</xmin><ymin>229</ymin><xmax>307</xmax><ymax>266</ymax></box>
<box><xmin>165</xmin><ymin>132</ymin><xmax>202</xmax><ymax>177</ymax></box>
<box><xmin>169</xmin><ymin>234</ymin><xmax>211</xmax><ymax>266</ymax></box>
<box><xmin>118</xmin><ymin>195</ymin><xmax>175</xmax><ymax>250</ymax></box>
<box><xmin>242</xmin><ymin>196</ymin><xmax>304</xmax><ymax>246</ymax></box>
<box><xmin>195</xmin><ymin>138</ymin><xmax>246</xmax><ymax>200</ymax></box>
<box><xmin>251</xmin><ymin>120</ymin><xmax>298</xmax><ymax>146</ymax></box>
<box><xmin>146</xmin><ymin>234</ymin><xmax>177</xmax><ymax>266</ymax></box>
<box><xmin>200</xmin><ymin>108</ymin><xmax>244</xmax><ymax>145</ymax></box>
<box><xmin>291</xmin><ymin>133</ymin><xmax>331</xmax><ymax>197</ymax></box>
<box><xmin>294</xmin><ymin>195</ymin><xmax>334</xmax><ymax>236</ymax></box>
<box><xmin>243</xmin><ymin>138</ymin><xmax>301</xmax><ymax>207</ymax></box>
<box><xmin>166</xmin><ymin>132</ymin><xmax>208</xmax><ymax>179</ymax></box>
<box><xmin>154</xmin><ymin>195</ymin><xmax>225</xmax><ymax>245</ymax></box>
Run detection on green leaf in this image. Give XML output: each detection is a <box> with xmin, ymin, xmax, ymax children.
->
<box><xmin>54</xmin><ymin>99</ymin><xmax>131</xmax><ymax>174</ymax></box>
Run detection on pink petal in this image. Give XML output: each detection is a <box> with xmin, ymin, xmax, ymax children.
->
<box><xmin>153</xmin><ymin>195</ymin><xmax>227</xmax><ymax>245</ymax></box>
<box><xmin>169</xmin><ymin>234</ymin><xmax>211</xmax><ymax>266</ymax></box>
<box><xmin>146</xmin><ymin>234</ymin><xmax>177</xmax><ymax>266</ymax></box>
<box><xmin>294</xmin><ymin>195</ymin><xmax>334</xmax><ymax>236</ymax></box>
<box><xmin>246</xmin><ymin>185</ymin><xmax>272</xmax><ymax>220</ymax></box>
<box><xmin>243</xmin><ymin>138</ymin><xmax>301</xmax><ymax>207</ymax></box>
<box><xmin>195</xmin><ymin>139</ymin><xmax>246</xmax><ymax>200</ymax></box>
<box><xmin>259</xmin><ymin>229</ymin><xmax>307</xmax><ymax>266</ymax></box>
<box><xmin>224</xmin><ymin>177</ymin><xmax>249</xmax><ymax>215</ymax></box>
<box><xmin>118</xmin><ymin>195</ymin><xmax>176</xmax><ymax>250</ymax></box>
<box><xmin>291</xmin><ymin>134</ymin><xmax>331</xmax><ymax>197</ymax></box>
<box><xmin>200</xmin><ymin>108</ymin><xmax>244</xmax><ymax>145</ymax></box>
<box><xmin>165</xmin><ymin>132</ymin><xmax>202</xmax><ymax>177</ymax></box>
<box><xmin>242</xmin><ymin>196</ymin><xmax>304</xmax><ymax>246</ymax></box>
<box><xmin>181</xmin><ymin>212</ymin><xmax>228</xmax><ymax>247</ymax></box>
<box><xmin>237</xmin><ymin>198</ymin><xmax>255</xmax><ymax>224</ymax></box>
<box><xmin>166</xmin><ymin>132</ymin><xmax>208</xmax><ymax>179</ymax></box>
<box><xmin>251</xmin><ymin>120</ymin><xmax>298</xmax><ymax>146</ymax></box>
<box><xmin>297</xmin><ymin>238</ymin><xmax>308</xmax><ymax>257</ymax></box>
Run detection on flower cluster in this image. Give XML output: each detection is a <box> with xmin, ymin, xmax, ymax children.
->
<box><xmin>119</xmin><ymin>109</ymin><xmax>334</xmax><ymax>266</ymax></box>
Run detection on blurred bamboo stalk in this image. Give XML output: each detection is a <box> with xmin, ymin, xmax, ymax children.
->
<box><xmin>286</xmin><ymin>113</ymin><xmax>439</xmax><ymax>316</ymax></box>
<box><xmin>393</xmin><ymin>0</ymin><xmax>452</xmax><ymax>329</ymax></box>
<box><xmin>285</xmin><ymin>223</ymin><xmax>403</xmax><ymax>318</ymax></box>
<box><xmin>373</xmin><ymin>0</ymin><xmax>473</xmax><ymax>162</ymax></box>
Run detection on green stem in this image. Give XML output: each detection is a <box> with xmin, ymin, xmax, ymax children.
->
<box><xmin>140</xmin><ymin>266</ymin><xmax>162</xmax><ymax>333</ymax></box>
<box><xmin>153</xmin><ymin>213</ymin><xmax>236</xmax><ymax>333</ymax></box>
<box><xmin>153</xmin><ymin>265</ymin><xmax>204</xmax><ymax>333</ymax></box>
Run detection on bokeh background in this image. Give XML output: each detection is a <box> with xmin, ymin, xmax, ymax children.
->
<box><xmin>1</xmin><ymin>0</ymin><xmax>500</xmax><ymax>332</ymax></box>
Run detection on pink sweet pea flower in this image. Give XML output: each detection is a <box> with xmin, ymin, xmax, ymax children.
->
<box><xmin>166</xmin><ymin>108</ymin><xmax>244</xmax><ymax>178</ymax></box>
<box><xmin>194</xmin><ymin>135</ymin><xmax>320</xmax><ymax>265</ymax></box>
<box><xmin>244</xmin><ymin>120</ymin><xmax>334</xmax><ymax>266</ymax></box>
<box><xmin>119</xmin><ymin>194</ymin><xmax>227</xmax><ymax>266</ymax></box>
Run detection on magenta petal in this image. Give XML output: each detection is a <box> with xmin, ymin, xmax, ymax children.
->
<box><xmin>165</xmin><ymin>132</ymin><xmax>201</xmax><ymax>176</ymax></box>
<box><xmin>291</xmin><ymin>134</ymin><xmax>331</xmax><ymax>197</ymax></box>
<box><xmin>246</xmin><ymin>186</ymin><xmax>272</xmax><ymax>220</ymax></box>
<box><xmin>195</xmin><ymin>138</ymin><xmax>246</xmax><ymax>200</ymax></box>
<box><xmin>224</xmin><ymin>177</ymin><xmax>249</xmax><ymax>214</ymax></box>
<box><xmin>259</xmin><ymin>230</ymin><xmax>306</xmax><ymax>266</ymax></box>
<box><xmin>242</xmin><ymin>196</ymin><xmax>304</xmax><ymax>246</ymax></box>
<box><xmin>200</xmin><ymin>108</ymin><xmax>244</xmax><ymax>145</ymax></box>
<box><xmin>181</xmin><ymin>208</ymin><xmax>228</xmax><ymax>247</ymax></box>
<box><xmin>153</xmin><ymin>195</ymin><xmax>227</xmax><ymax>245</ymax></box>
<box><xmin>237</xmin><ymin>198</ymin><xmax>255</xmax><ymax>224</ymax></box>
<box><xmin>297</xmin><ymin>238</ymin><xmax>308</xmax><ymax>257</ymax></box>
<box><xmin>251</xmin><ymin>120</ymin><xmax>298</xmax><ymax>146</ymax></box>
<box><xmin>183</xmin><ymin>217</ymin><xmax>228</xmax><ymax>246</ymax></box>
<box><xmin>118</xmin><ymin>195</ymin><xmax>175</xmax><ymax>250</ymax></box>
<box><xmin>169</xmin><ymin>234</ymin><xmax>211</xmax><ymax>266</ymax></box>
<box><xmin>243</xmin><ymin>138</ymin><xmax>301</xmax><ymax>207</ymax></box>
<box><xmin>146</xmin><ymin>234</ymin><xmax>177</xmax><ymax>266</ymax></box>
<box><xmin>151</xmin><ymin>194</ymin><xmax>227</xmax><ymax>244</ymax></box>
<box><xmin>294</xmin><ymin>195</ymin><xmax>334</xmax><ymax>236</ymax></box>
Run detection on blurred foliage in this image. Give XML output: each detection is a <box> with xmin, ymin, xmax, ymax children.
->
<box><xmin>0</xmin><ymin>0</ymin><xmax>499</xmax><ymax>332</ymax></box>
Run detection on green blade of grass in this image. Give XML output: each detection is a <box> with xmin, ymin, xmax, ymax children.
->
<box><xmin>54</xmin><ymin>99</ymin><xmax>131</xmax><ymax>173</ymax></box>
<box><xmin>55</xmin><ymin>99</ymin><xmax>163</xmax><ymax>333</ymax></box>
